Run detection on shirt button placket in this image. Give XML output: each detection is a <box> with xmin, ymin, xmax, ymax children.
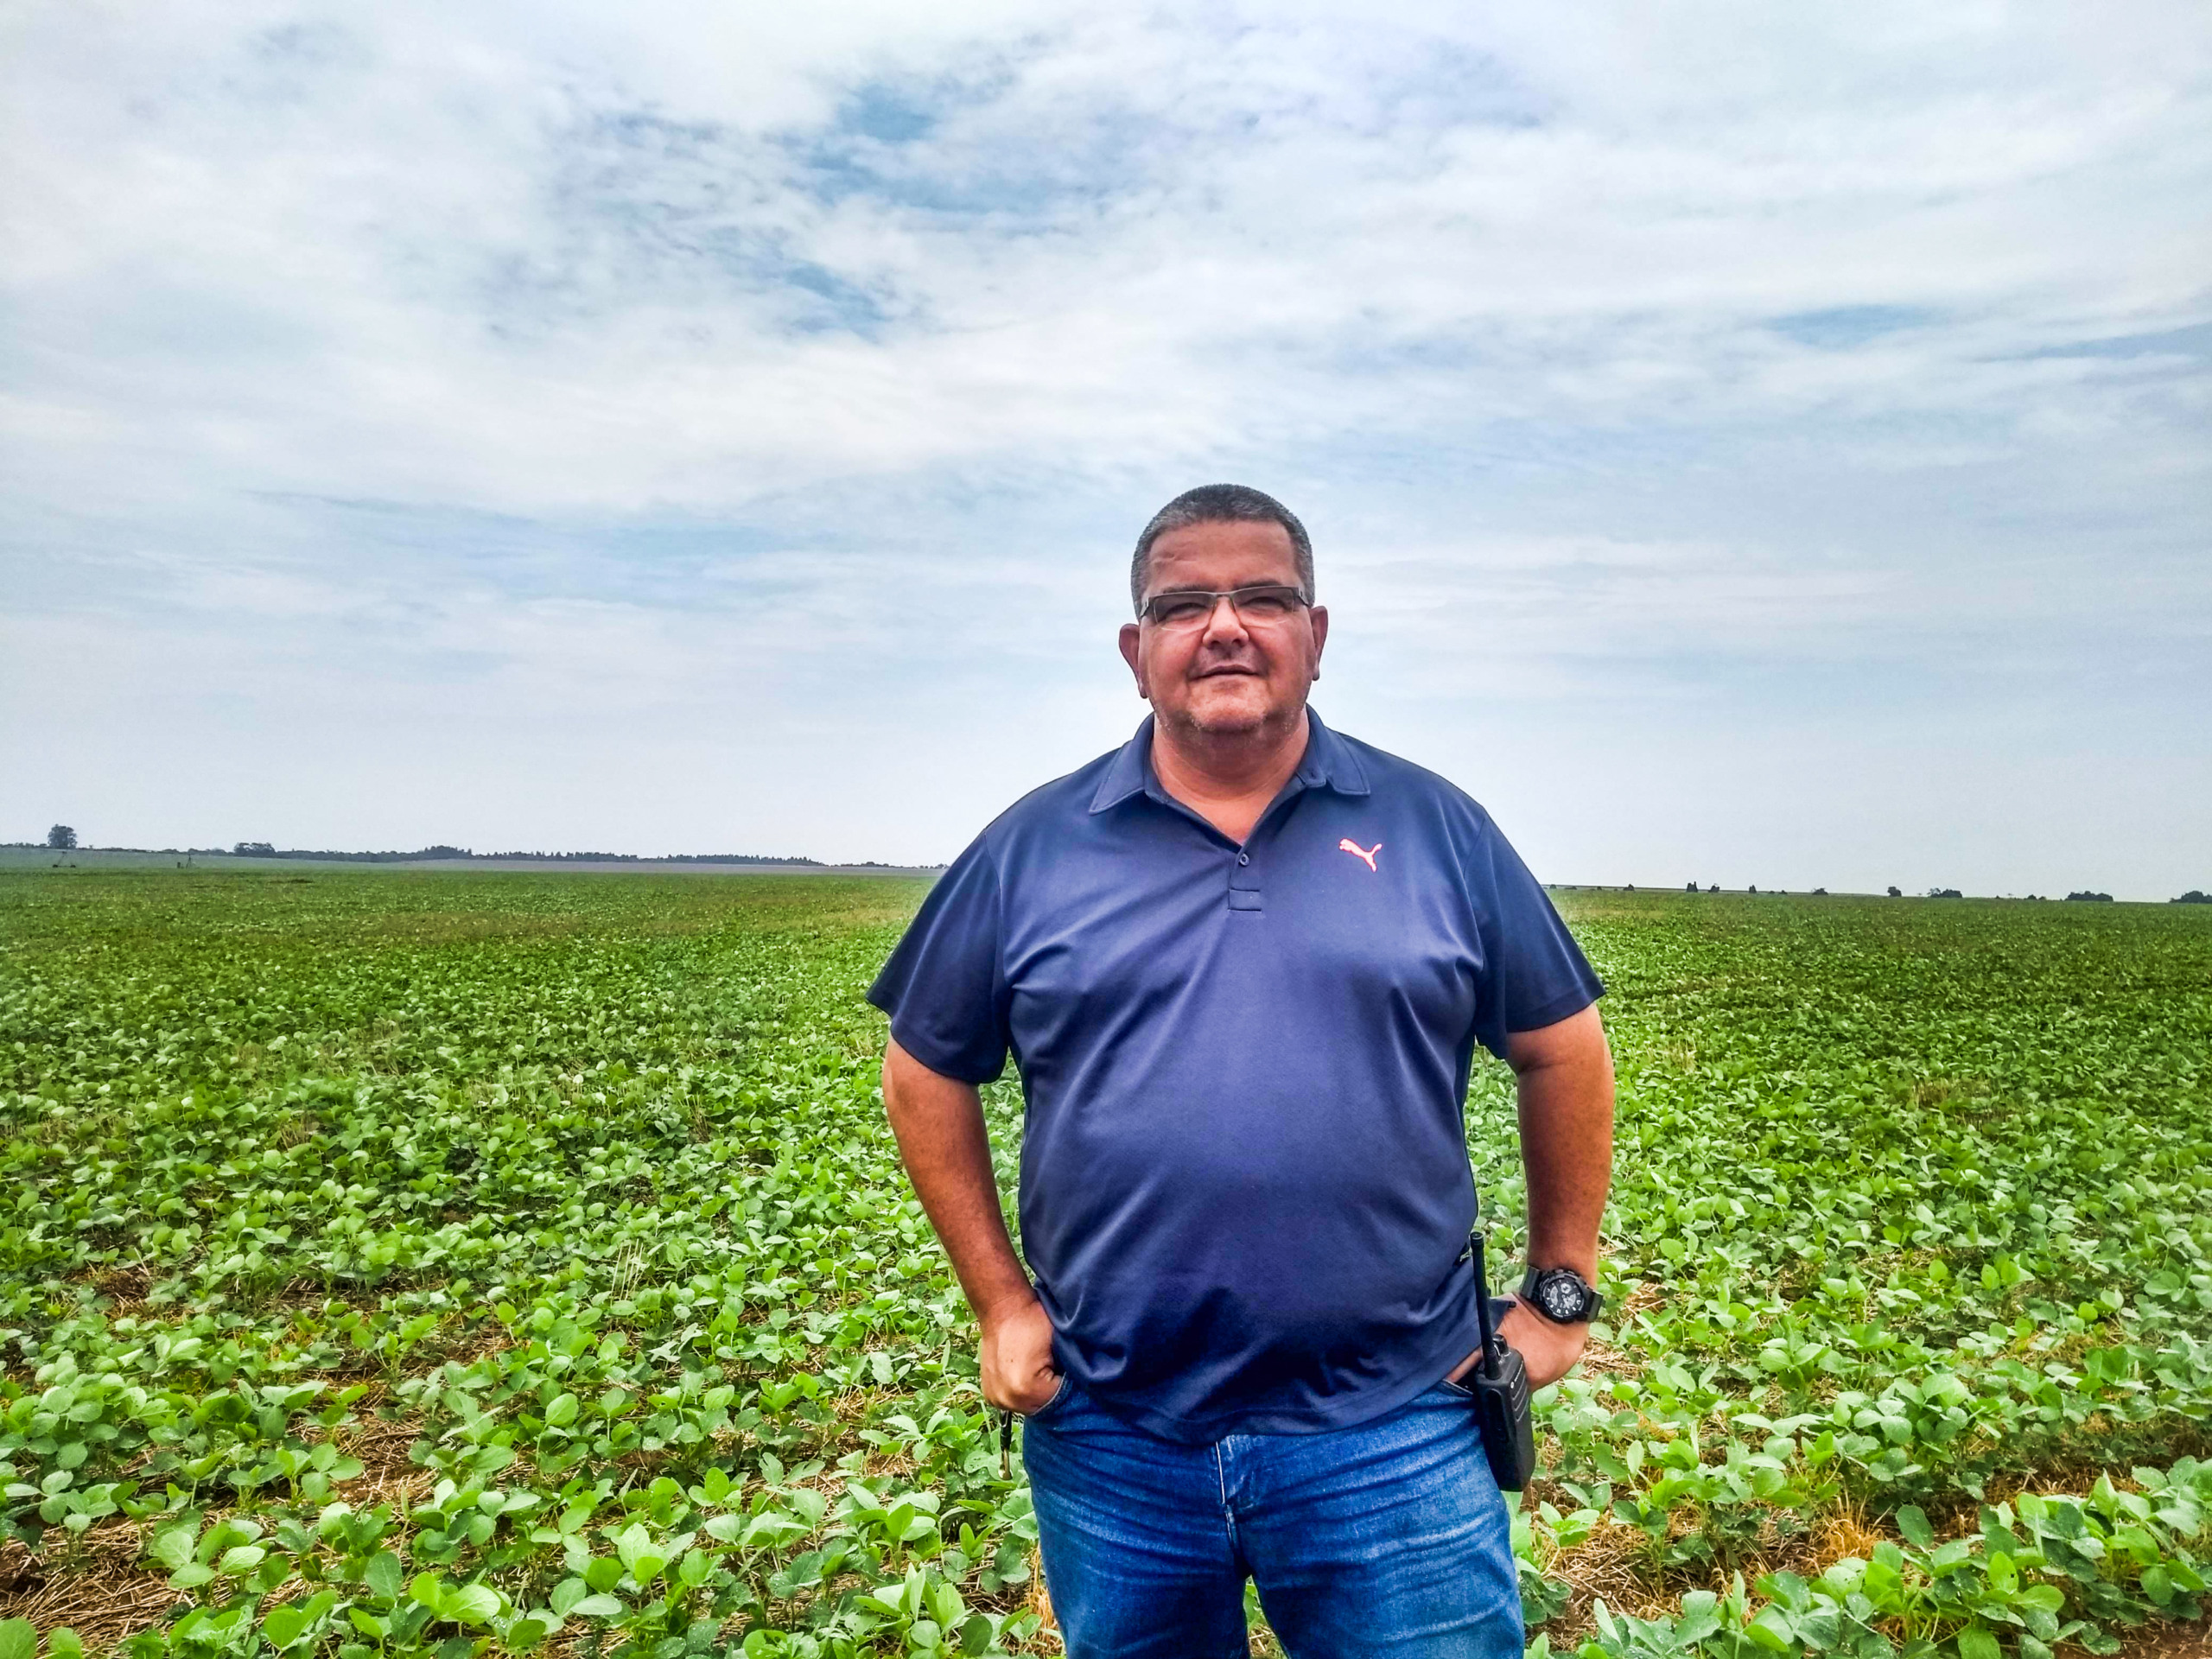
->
<box><xmin>1227</xmin><ymin>848</ymin><xmax>1262</xmax><ymax>913</ymax></box>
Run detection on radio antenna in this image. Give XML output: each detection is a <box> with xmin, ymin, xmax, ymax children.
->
<box><xmin>1470</xmin><ymin>1230</ymin><xmax>1503</xmax><ymax>1380</ymax></box>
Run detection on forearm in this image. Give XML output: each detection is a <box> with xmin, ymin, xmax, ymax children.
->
<box><xmin>1509</xmin><ymin>1005</ymin><xmax>1615</xmax><ymax>1280</ymax></box>
<box><xmin>880</xmin><ymin>1038</ymin><xmax>1036</xmax><ymax>1324</ymax></box>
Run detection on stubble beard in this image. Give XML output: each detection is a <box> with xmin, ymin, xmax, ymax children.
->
<box><xmin>1163</xmin><ymin>674</ymin><xmax>1294</xmax><ymax>743</ymax></box>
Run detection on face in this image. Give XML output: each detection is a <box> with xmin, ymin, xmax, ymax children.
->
<box><xmin>1117</xmin><ymin>518</ymin><xmax>1329</xmax><ymax>742</ymax></box>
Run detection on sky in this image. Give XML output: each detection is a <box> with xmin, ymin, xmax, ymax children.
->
<box><xmin>3</xmin><ymin>2</ymin><xmax>2208</xmax><ymax>898</ymax></box>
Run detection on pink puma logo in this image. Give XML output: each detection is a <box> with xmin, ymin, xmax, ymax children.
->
<box><xmin>1338</xmin><ymin>838</ymin><xmax>1381</xmax><ymax>872</ymax></box>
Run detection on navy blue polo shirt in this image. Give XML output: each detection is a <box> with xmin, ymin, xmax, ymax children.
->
<box><xmin>868</xmin><ymin>709</ymin><xmax>1601</xmax><ymax>1442</ymax></box>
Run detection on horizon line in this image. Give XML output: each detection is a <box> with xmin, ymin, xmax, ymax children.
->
<box><xmin>10</xmin><ymin>843</ymin><xmax>2206</xmax><ymax>906</ymax></box>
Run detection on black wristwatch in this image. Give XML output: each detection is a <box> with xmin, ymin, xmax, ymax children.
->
<box><xmin>1519</xmin><ymin>1265</ymin><xmax>1604</xmax><ymax>1325</ymax></box>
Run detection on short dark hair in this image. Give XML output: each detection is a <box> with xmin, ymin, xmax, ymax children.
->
<box><xmin>1130</xmin><ymin>484</ymin><xmax>1314</xmax><ymax>614</ymax></box>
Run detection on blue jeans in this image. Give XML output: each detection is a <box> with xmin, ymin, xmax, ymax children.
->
<box><xmin>1021</xmin><ymin>1378</ymin><xmax>1522</xmax><ymax>1659</ymax></box>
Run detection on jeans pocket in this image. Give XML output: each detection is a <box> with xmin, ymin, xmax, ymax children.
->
<box><xmin>1435</xmin><ymin>1375</ymin><xmax>1478</xmax><ymax>1401</ymax></box>
<box><xmin>1022</xmin><ymin>1373</ymin><xmax>1075</xmax><ymax>1421</ymax></box>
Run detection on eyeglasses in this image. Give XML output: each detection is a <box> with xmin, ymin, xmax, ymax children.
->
<box><xmin>1138</xmin><ymin>585</ymin><xmax>1311</xmax><ymax>630</ymax></box>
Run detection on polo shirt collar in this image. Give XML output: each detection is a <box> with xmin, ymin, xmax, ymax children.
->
<box><xmin>1088</xmin><ymin>707</ymin><xmax>1370</xmax><ymax>815</ymax></box>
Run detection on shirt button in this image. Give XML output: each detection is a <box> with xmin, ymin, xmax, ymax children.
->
<box><xmin>1237</xmin><ymin>853</ymin><xmax>1250</xmax><ymax>866</ymax></box>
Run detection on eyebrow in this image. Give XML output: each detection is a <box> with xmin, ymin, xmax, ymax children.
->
<box><xmin>1147</xmin><ymin>582</ymin><xmax>1300</xmax><ymax>595</ymax></box>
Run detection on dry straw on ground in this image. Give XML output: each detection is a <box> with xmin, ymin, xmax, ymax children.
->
<box><xmin>0</xmin><ymin>1519</ymin><xmax>180</xmax><ymax>1651</ymax></box>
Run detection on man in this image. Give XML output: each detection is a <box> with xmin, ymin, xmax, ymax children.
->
<box><xmin>869</xmin><ymin>485</ymin><xmax>1614</xmax><ymax>1659</ymax></box>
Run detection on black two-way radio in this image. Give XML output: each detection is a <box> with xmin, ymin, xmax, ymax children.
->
<box><xmin>1466</xmin><ymin>1230</ymin><xmax>1538</xmax><ymax>1491</ymax></box>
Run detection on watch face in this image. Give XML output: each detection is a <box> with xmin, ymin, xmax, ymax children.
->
<box><xmin>1536</xmin><ymin>1273</ymin><xmax>1587</xmax><ymax>1322</ymax></box>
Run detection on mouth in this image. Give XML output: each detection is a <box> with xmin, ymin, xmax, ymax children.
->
<box><xmin>1193</xmin><ymin>664</ymin><xmax>1261</xmax><ymax>680</ymax></box>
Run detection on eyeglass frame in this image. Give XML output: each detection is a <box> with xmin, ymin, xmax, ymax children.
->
<box><xmin>1135</xmin><ymin>584</ymin><xmax>1314</xmax><ymax>629</ymax></box>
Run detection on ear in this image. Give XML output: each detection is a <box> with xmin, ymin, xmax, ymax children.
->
<box><xmin>1307</xmin><ymin>604</ymin><xmax>1328</xmax><ymax>682</ymax></box>
<box><xmin>1117</xmin><ymin>622</ymin><xmax>1147</xmax><ymax>696</ymax></box>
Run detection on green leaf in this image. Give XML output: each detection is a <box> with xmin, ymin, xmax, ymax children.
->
<box><xmin>769</xmin><ymin>1552</ymin><xmax>828</xmax><ymax>1599</ymax></box>
<box><xmin>365</xmin><ymin>1550</ymin><xmax>404</xmax><ymax>1601</ymax></box>
<box><xmin>1798</xmin><ymin>1611</ymin><xmax>1841</xmax><ymax>1651</ymax></box>
<box><xmin>1896</xmin><ymin>1506</ymin><xmax>1936</xmax><ymax>1548</ymax></box>
<box><xmin>1958</xmin><ymin>1627</ymin><xmax>2001</xmax><ymax>1659</ymax></box>
<box><xmin>1929</xmin><ymin>1540</ymin><xmax>1973</xmax><ymax>1573</ymax></box>
<box><xmin>146</xmin><ymin>1522</ymin><xmax>198</xmax><ymax>1572</ymax></box>
<box><xmin>1820</xmin><ymin>1560</ymin><xmax>1867</xmax><ymax>1598</ymax></box>
<box><xmin>262</xmin><ymin>1605</ymin><xmax>310</xmax><ymax>1648</ymax></box>
<box><xmin>543</xmin><ymin>1392</ymin><xmax>580</xmax><ymax>1428</ymax></box>
<box><xmin>1746</xmin><ymin>1606</ymin><xmax>1797</xmax><ymax>1650</ymax></box>
<box><xmin>1675</xmin><ymin>1600</ymin><xmax>1722</xmax><ymax>1645</ymax></box>
<box><xmin>1762</xmin><ymin>1572</ymin><xmax>1813</xmax><ymax>1614</ymax></box>
<box><xmin>443</xmin><ymin>1584</ymin><xmax>500</xmax><ymax>1625</ymax></box>
<box><xmin>568</xmin><ymin>1594</ymin><xmax>624</xmax><ymax>1618</ymax></box>
<box><xmin>930</xmin><ymin>1580</ymin><xmax>965</xmax><ymax>1629</ymax></box>
<box><xmin>584</xmin><ymin>1555</ymin><xmax>624</xmax><ymax>1592</ymax></box>
<box><xmin>0</xmin><ymin>1621</ymin><xmax>34</xmax><ymax>1659</ymax></box>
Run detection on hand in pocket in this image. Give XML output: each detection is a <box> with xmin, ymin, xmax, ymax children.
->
<box><xmin>982</xmin><ymin>1294</ymin><xmax>1063</xmax><ymax>1414</ymax></box>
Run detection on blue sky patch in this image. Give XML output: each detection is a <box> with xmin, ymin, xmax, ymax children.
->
<box><xmin>2020</xmin><ymin>320</ymin><xmax>2212</xmax><ymax>360</ymax></box>
<box><xmin>836</xmin><ymin>82</ymin><xmax>939</xmax><ymax>145</ymax></box>
<box><xmin>1770</xmin><ymin>305</ymin><xmax>1936</xmax><ymax>349</ymax></box>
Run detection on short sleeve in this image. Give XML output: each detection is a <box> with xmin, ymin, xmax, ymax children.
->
<box><xmin>1467</xmin><ymin>815</ymin><xmax>1605</xmax><ymax>1059</ymax></box>
<box><xmin>866</xmin><ymin>834</ymin><xmax>1013</xmax><ymax>1084</ymax></box>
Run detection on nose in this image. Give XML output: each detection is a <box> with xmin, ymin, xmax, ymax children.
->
<box><xmin>1198</xmin><ymin>594</ymin><xmax>1250</xmax><ymax>645</ymax></box>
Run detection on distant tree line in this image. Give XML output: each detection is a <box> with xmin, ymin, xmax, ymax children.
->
<box><xmin>230</xmin><ymin>842</ymin><xmax>476</xmax><ymax>861</ymax></box>
<box><xmin>1633</xmin><ymin>883</ymin><xmax>2212</xmax><ymax>904</ymax></box>
<box><xmin>20</xmin><ymin>830</ymin><xmax>2194</xmax><ymax>895</ymax></box>
<box><xmin>8</xmin><ymin>839</ymin><xmax>871</xmax><ymax>865</ymax></box>
<box><xmin>222</xmin><ymin>843</ymin><xmax>825</xmax><ymax>865</ymax></box>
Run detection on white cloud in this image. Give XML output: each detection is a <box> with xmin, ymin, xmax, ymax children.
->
<box><xmin>3</xmin><ymin>0</ymin><xmax>2208</xmax><ymax>893</ymax></box>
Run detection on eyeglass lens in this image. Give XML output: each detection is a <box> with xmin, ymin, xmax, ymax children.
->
<box><xmin>1144</xmin><ymin>587</ymin><xmax>1305</xmax><ymax>627</ymax></box>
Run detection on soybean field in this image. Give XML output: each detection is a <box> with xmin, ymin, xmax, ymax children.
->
<box><xmin>3</xmin><ymin>872</ymin><xmax>2209</xmax><ymax>1659</ymax></box>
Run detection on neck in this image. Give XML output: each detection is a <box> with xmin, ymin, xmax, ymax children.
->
<box><xmin>1148</xmin><ymin>706</ymin><xmax>1311</xmax><ymax>842</ymax></box>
